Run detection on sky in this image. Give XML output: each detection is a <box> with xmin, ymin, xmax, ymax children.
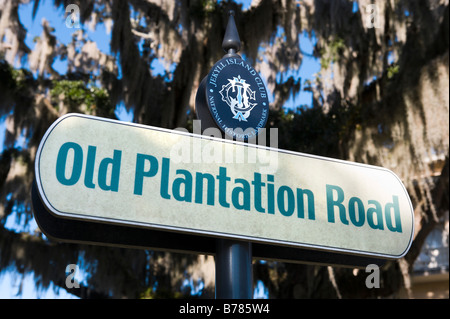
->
<box><xmin>0</xmin><ymin>0</ymin><xmax>320</xmax><ymax>150</ymax></box>
<box><xmin>0</xmin><ymin>0</ymin><xmax>320</xmax><ymax>299</ymax></box>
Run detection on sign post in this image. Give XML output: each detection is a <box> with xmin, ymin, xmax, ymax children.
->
<box><xmin>215</xmin><ymin>239</ymin><xmax>252</xmax><ymax>299</ymax></box>
<box><xmin>195</xmin><ymin>10</ymin><xmax>269</xmax><ymax>298</ymax></box>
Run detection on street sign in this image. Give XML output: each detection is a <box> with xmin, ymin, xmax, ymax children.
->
<box><xmin>32</xmin><ymin>181</ymin><xmax>386</xmax><ymax>268</ymax></box>
<box><xmin>33</xmin><ymin>113</ymin><xmax>414</xmax><ymax>261</ymax></box>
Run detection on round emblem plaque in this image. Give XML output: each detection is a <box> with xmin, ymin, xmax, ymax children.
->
<box><xmin>195</xmin><ymin>11</ymin><xmax>270</xmax><ymax>141</ymax></box>
<box><xmin>204</xmin><ymin>57</ymin><xmax>269</xmax><ymax>140</ymax></box>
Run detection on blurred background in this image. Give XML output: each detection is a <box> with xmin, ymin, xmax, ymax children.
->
<box><xmin>0</xmin><ymin>0</ymin><xmax>448</xmax><ymax>299</ymax></box>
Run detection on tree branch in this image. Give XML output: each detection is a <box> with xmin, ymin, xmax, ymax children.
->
<box><xmin>405</xmin><ymin>156</ymin><xmax>449</xmax><ymax>267</ymax></box>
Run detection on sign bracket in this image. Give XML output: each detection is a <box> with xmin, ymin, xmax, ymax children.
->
<box><xmin>213</xmin><ymin>10</ymin><xmax>254</xmax><ymax>300</ymax></box>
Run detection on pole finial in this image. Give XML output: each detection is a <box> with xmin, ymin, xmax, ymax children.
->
<box><xmin>222</xmin><ymin>10</ymin><xmax>241</xmax><ymax>56</ymax></box>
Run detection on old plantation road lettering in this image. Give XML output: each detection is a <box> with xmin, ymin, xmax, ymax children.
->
<box><xmin>34</xmin><ymin>114</ymin><xmax>414</xmax><ymax>259</ymax></box>
<box><xmin>55</xmin><ymin>144</ymin><xmax>402</xmax><ymax>232</ymax></box>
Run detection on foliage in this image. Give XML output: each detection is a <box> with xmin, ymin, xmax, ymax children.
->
<box><xmin>50</xmin><ymin>80</ymin><xmax>112</xmax><ymax>116</ymax></box>
<box><xmin>319</xmin><ymin>37</ymin><xmax>345</xmax><ymax>70</ymax></box>
<box><xmin>386</xmin><ymin>64</ymin><xmax>399</xmax><ymax>79</ymax></box>
<box><xmin>0</xmin><ymin>0</ymin><xmax>448</xmax><ymax>299</ymax></box>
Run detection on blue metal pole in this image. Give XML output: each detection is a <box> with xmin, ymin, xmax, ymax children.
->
<box><xmin>215</xmin><ymin>239</ymin><xmax>253</xmax><ymax>299</ymax></box>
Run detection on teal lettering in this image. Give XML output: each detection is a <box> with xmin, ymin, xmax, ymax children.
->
<box><xmin>129</xmin><ymin>155</ymin><xmax>404</xmax><ymax>232</ymax></box>
<box><xmin>277</xmin><ymin>186</ymin><xmax>295</xmax><ymax>217</ymax></box>
<box><xmin>326</xmin><ymin>184</ymin><xmax>349</xmax><ymax>224</ymax></box>
<box><xmin>367</xmin><ymin>200</ymin><xmax>384</xmax><ymax>230</ymax></box>
<box><xmin>267</xmin><ymin>175</ymin><xmax>275</xmax><ymax>214</ymax></box>
<box><xmin>251</xmin><ymin>173</ymin><xmax>265</xmax><ymax>213</ymax></box>
<box><xmin>172</xmin><ymin>169</ymin><xmax>192</xmax><ymax>202</ymax></box>
<box><xmin>56</xmin><ymin>142</ymin><xmax>83</xmax><ymax>186</ymax></box>
<box><xmin>216</xmin><ymin>167</ymin><xmax>231</xmax><ymax>208</ymax></box>
<box><xmin>98</xmin><ymin>150</ymin><xmax>122</xmax><ymax>192</ymax></box>
<box><xmin>385</xmin><ymin>196</ymin><xmax>402</xmax><ymax>233</ymax></box>
<box><xmin>348</xmin><ymin>197</ymin><xmax>365</xmax><ymax>227</ymax></box>
<box><xmin>195</xmin><ymin>172</ymin><xmax>215</xmax><ymax>206</ymax></box>
<box><xmin>133</xmin><ymin>153</ymin><xmax>158</xmax><ymax>195</ymax></box>
<box><xmin>232</xmin><ymin>178</ymin><xmax>251</xmax><ymax>211</ymax></box>
<box><xmin>297</xmin><ymin>188</ymin><xmax>315</xmax><ymax>220</ymax></box>
<box><xmin>325</xmin><ymin>185</ymin><xmax>402</xmax><ymax>233</ymax></box>
<box><xmin>84</xmin><ymin>145</ymin><xmax>96</xmax><ymax>189</ymax></box>
<box><xmin>160</xmin><ymin>158</ymin><xmax>171</xmax><ymax>199</ymax></box>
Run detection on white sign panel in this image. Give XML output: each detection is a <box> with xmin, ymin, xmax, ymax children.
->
<box><xmin>35</xmin><ymin>114</ymin><xmax>414</xmax><ymax>259</ymax></box>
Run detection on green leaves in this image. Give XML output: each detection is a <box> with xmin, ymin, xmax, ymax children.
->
<box><xmin>320</xmin><ymin>37</ymin><xmax>345</xmax><ymax>70</ymax></box>
<box><xmin>387</xmin><ymin>64</ymin><xmax>399</xmax><ymax>79</ymax></box>
<box><xmin>50</xmin><ymin>80</ymin><xmax>112</xmax><ymax>117</ymax></box>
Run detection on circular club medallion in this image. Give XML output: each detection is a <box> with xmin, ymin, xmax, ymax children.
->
<box><xmin>204</xmin><ymin>56</ymin><xmax>269</xmax><ymax>141</ymax></box>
